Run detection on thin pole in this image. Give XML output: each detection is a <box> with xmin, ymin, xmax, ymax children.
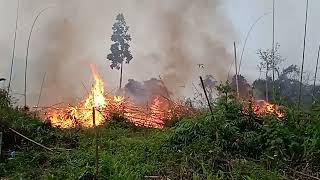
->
<box><xmin>238</xmin><ymin>12</ymin><xmax>272</xmax><ymax>74</ymax></box>
<box><xmin>9</xmin><ymin>128</ymin><xmax>53</xmax><ymax>151</ymax></box>
<box><xmin>234</xmin><ymin>42</ymin><xmax>239</xmax><ymax>97</ymax></box>
<box><xmin>298</xmin><ymin>0</ymin><xmax>309</xmax><ymax>109</ymax></box>
<box><xmin>265</xmin><ymin>64</ymin><xmax>269</xmax><ymax>102</ymax></box>
<box><xmin>228</xmin><ymin>12</ymin><xmax>271</xmax><ymax>79</ymax></box>
<box><xmin>272</xmin><ymin>0</ymin><xmax>276</xmax><ymax>101</ymax></box>
<box><xmin>7</xmin><ymin>0</ymin><xmax>20</xmax><ymax>92</ymax></box>
<box><xmin>313</xmin><ymin>45</ymin><xmax>320</xmax><ymax>102</ymax></box>
<box><xmin>24</xmin><ymin>7</ymin><xmax>54</xmax><ymax>107</ymax></box>
<box><xmin>200</xmin><ymin>76</ymin><xmax>214</xmax><ymax>117</ymax></box>
<box><xmin>92</xmin><ymin>107</ymin><xmax>99</xmax><ymax>178</ymax></box>
<box><xmin>36</xmin><ymin>72</ymin><xmax>46</xmax><ymax>107</ymax></box>
<box><xmin>91</xmin><ymin>89</ymin><xmax>99</xmax><ymax>178</ymax></box>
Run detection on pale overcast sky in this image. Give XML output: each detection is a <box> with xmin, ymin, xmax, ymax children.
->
<box><xmin>225</xmin><ymin>0</ymin><xmax>320</xmax><ymax>81</ymax></box>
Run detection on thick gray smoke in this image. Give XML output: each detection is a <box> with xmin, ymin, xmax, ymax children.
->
<box><xmin>123</xmin><ymin>78</ymin><xmax>171</xmax><ymax>105</ymax></box>
<box><xmin>0</xmin><ymin>0</ymin><xmax>234</xmax><ymax>106</ymax></box>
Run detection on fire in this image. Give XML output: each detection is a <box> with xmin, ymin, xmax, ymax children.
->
<box><xmin>45</xmin><ymin>65</ymin><xmax>107</xmax><ymax>128</ymax></box>
<box><xmin>250</xmin><ymin>100</ymin><xmax>284</xmax><ymax>118</ymax></box>
<box><xmin>44</xmin><ymin>66</ymin><xmax>193</xmax><ymax>129</ymax></box>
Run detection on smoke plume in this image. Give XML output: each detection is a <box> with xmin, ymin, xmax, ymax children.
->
<box><xmin>123</xmin><ymin>78</ymin><xmax>171</xmax><ymax>105</ymax></box>
<box><xmin>0</xmin><ymin>0</ymin><xmax>234</xmax><ymax>106</ymax></box>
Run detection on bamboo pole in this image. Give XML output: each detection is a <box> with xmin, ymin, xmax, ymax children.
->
<box><xmin>36</xmin><ymin>72</ymin><xmax>46</xmax><ymax>107</ymax></box>
<box><xmin>200</xmin><ymin>76</ymin><xmax>213</xmax><ymax>118</ymax></box>
<box><xmin>234</xmin><ymin>42</ymin><xmax>239</xmax><ymax>97</ymax></box>
<box><xmin>272</xmin><ymin>0</ymin><xmax>276</xmax><ymax>101</ymax></box>
<box><xmin>298</xmin><ymin>0</ymin><xmax>309</xmax><ymax>109</ymax></box>
<box><xmin>238</xmin><ymin>12</ymin><xmax>272</xmax><ymax>74</ymax></box>
<box><xmin>313</xmin><ymin>45</ymin><xmax>320</xmax><ymax>102</ymax></box>
<box><xmin>7</xmin><ymin>0</ymin><xmax>20</xmax><ymax>93</ymax></box>
<box><xmin>24</xmin><ymin>7</ymin><xmax>54</xmax><ymax>108</ymax></box>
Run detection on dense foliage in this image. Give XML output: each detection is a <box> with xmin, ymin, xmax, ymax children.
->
<box><xmin>0</xmin><ymin>85</ymin><xmax>320</xmax><ymax>179</ymax></box>
<box><xmin>107</xmin><ymin>13</ymin><xmax>133</xmax><ymax>88</ymax></box>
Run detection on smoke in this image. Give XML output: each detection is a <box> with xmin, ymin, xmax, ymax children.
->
<box><xmin>123</xmin><ymin>78</ymin><xmax>170</xmax><ymax>105</ymax></box>
<box><xmin>0</xmin><ymin>0</ymin><xmax>234</xmax><ymax>106</ymax></box>
<box><xmin>159</xmin><ymin>0</ymin><xmax>233</xmax><ymax>94</ymax></box>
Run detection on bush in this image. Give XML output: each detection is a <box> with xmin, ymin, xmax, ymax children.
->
<box><xmin>0</xmin><ymin>89</ymin><xmax>10</xmax><ymax>108</ymax></box>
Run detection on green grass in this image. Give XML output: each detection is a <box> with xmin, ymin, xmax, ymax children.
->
<box><xmin>1</xmin><ymin>87</ymin><xmax>319</xmax><ymax>179</ymax></box>
<box><xmin>0</xmin><ymin>116</ymin><xmax>285</xmax><ymax>179</ymax></box>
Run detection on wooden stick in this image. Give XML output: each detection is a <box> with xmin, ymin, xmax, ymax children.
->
<box><xmin>92</xmin><ymin>107</ymin><xmax>99</xmax><ymax>178</ymax></box>
<box><xmin>0</xmin><ymin>132</ymin><xmax>2</xmax><ymax>157</ymax></box>
<box><xmin>33</xmin><ymin>102</ymin><xmax>64</xmax><ymax>112</ymax></box>
<box><xmin>289</xmin><ymin>168</ymin><xmax>320</xmax><ymax>180</ymax></box>
<box><xmin>144</xmin><ymin>176</ymin><xmax>170</xmax><ymax>179</ymax></box>
<box><xmin>200</xmin><ymin>76</ymin><xmax>214</xmax><ymax>117</ymax></box>
<box><xmin>9</xmin><ymin>128</ymin><xmax>53</xmax><ymax>151</ymax></box>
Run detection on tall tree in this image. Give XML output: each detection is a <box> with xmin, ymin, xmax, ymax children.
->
<box><xmin>231</xmin><ymin>75</ymin><xmax>251</xmax><ymax>99</ymax></box>
<box><xmin>257</xmin><ymin>43</ymin><xmax>284</xmax><ymax>102</ymax></box>
<box><xmin>253</xmin><ymin>64</ymin><xmax>303</xmax><ymax>106</ymax></box>
<box><xmin>107</xmin><ymin>13</ymin><xmax>133</xmax><ymax>89</ymax></box>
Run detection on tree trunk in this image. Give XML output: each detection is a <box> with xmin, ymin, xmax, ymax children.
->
<box><xmin>119</xmin><ymin>62</ymin><xmax>123</xmax><ymax>89</ymax></box>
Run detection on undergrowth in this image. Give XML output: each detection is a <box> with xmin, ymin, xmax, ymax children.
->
<box><xmin>0</xmin><ymin>86</ymin><xmax>319</xmax><ymax>179</ymax></box>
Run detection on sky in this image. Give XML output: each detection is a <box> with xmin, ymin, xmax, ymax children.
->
<box><xmin>0</xmin><ymin>0</ymin><xmax>319</xmax><ymax>106</ymax></box>
<box><xmin>225</xmin><ymin>0</ymin><xmax>320</xmax><ymax>81</ymax></box>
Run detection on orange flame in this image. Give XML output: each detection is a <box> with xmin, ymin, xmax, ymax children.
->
<box><xmin>44</xmin><ymin>66</ymin><xmax>193</xmax><ymax>129</ymax></box>
<box><xmin>250</xmin><ymin>100</ymin><xmax>284</xmax><ymax>118</ymax></box>
<box><xmin>45</xmin><ymin>65</ymin><xmax>107</xmax><ymax>128</ymax></box>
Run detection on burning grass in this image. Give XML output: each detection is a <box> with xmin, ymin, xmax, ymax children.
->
<box><xmin>43</xmin><ymin>65</ymin><xmax>194</xmax><ymax>129</ymax></box>
<box><xmin>241</xmin><ymin>99</ymin><xmax>285</xmax><ymax>119</ymax></box>
<box><xmin>1</xmin><ymin>82</ymin><xmax>320</xmax><ymax>179</ymax></box>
